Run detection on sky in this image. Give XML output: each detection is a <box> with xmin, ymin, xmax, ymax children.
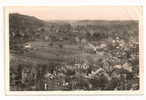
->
<box><xmin>7</xmin><ymin>6</ymin><xmax>142</xmax><ymax>20</ymax></box>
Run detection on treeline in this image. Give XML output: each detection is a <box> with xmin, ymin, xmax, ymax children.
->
<box><xmin>9</xmin><ymin>13</ymin><xmax>139</xmax><ymax>49</ymax></box>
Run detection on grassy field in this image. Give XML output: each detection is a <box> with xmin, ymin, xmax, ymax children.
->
<box><xmin>11</xmin><ymin>40</ymin><xmax>104</xmax><ymax>66</ymax></box>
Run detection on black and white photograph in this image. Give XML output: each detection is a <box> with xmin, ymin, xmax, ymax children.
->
<box><xmin>5</xmin><ymin>6</ymin><xmax>143</xmax><ymax>94</ymax></box>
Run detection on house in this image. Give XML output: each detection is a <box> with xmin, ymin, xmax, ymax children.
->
<box><xmin>21</xmin><ymin>67</ymin><xmax>37</xmax><ymax>85</ymax></box>
<box><xmin>24</xmin><ymin>42</ymin><xmax>32</xmax><ymax>49</ymax></box>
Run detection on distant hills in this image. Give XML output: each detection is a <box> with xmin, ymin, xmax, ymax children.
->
<box><xmin>9</xmin><ymin>13</ymin><xmax>139</xmax><ymax>49</ymax></box>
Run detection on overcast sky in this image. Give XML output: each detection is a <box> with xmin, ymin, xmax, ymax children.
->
<box><xmin>7</xmin><ymin>6</ymin><xmax>142</xmax><ymax>20</ymax></box>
